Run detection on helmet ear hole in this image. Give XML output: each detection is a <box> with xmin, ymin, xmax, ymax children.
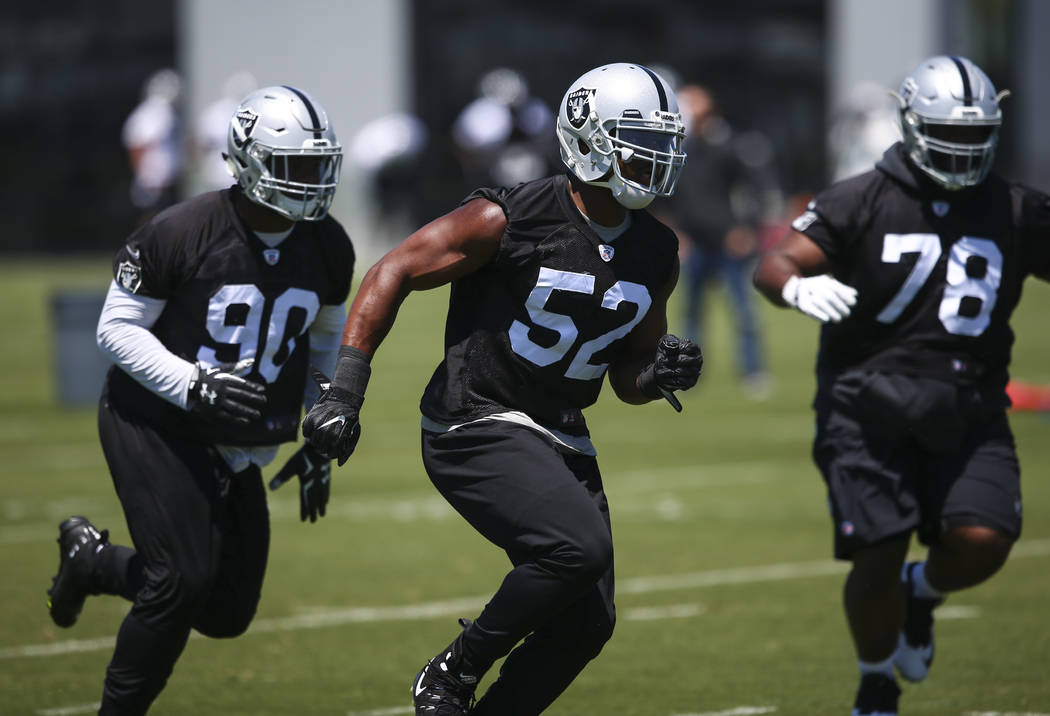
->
<box><xmin>577</xmin><ymin>138</ymin><xmax>590</xmax><ymax>155</ymax></box>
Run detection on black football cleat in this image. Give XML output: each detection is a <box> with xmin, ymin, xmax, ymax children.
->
<box><xmin>412</xmin><ymin>620</ymin><xmax>479</xmax><ymax>715</ymax></box>
<box><xmin>47</xmin><ymin>516</ymin><xmax>109</xmax><ymax>628</ymax></box>
<box><xmin>851</xmin><ymin>672</ymin><xmax>900</xmax><ymax>716</ymax></box>
<box><xmin>894</xmin><ymin>561</ymin><xmax>944</xmax><ymax>682</ymax></box>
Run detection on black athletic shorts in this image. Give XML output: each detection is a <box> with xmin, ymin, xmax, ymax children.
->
<box><xmin>813</xmin><ymin>370</ymin><xmax>1022</xmax><ymax>559</ymax></box>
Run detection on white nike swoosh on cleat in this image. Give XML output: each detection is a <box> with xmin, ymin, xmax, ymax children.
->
<box><xmin>414</xmin><ymin>664</ymin><xmax>429</xmax><ymax>696</ymax></box>
<box><xmin>319</xmin><ymin>415</ymin><xmax>347</xmax><ymax>429</ymax></box>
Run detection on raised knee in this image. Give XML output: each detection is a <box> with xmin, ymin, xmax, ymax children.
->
<box><xmin>543</xmin><ymin>533</ymin><xmax>613</xmax><ymax>586</ymax></box>
<box><xmin>573</xmin><ymin>533</ymin><xmax>614</xmax><ymax>583</ymax></box>
<box><xmin>947</xmin><ymin>524</ymin><xmax>1013</xmax><ymax>547</ymax></box>
<box><xmin>943</xmin><ymin>524</ymin><xmax>1014</xmax><ymax>567</ymax></box>
<box><xmin>196</xmin><ymin>612</ymin><xmax>254</xmax><ymax>639</ymax></box>
<box><xmin>135</xmin><ymin>567</ymin><xmax>208</xmax><ymax>622</ymax></box>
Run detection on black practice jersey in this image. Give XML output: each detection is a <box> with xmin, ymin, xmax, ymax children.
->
<box><xmin>105</xmin><ymin>188</ymin><xmax>355</xmax><ymax>445</ymax></box>
<box><xmin>796</xmin><ymin>143</ymin><xmax>1050</xmax><ymax>384</ymax></box>
<box><xmin>419</xmin><ymin>174</ymin><xmax>678</xmax><ymax>435</ymax></box>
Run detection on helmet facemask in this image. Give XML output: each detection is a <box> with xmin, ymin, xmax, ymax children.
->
<box><xmin>245</xmin><ymin>142</ymin><xmax>342</xmax><ymax>221</ymax></box>
<box><xmin>901</xmin><ymin>108</ymin><xmax>999</xmax><ymax>190</ymax></box>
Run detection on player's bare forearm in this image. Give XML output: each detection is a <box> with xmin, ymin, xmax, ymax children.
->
<box><xmin>609</xmin><ymin>350</ymin><xmax>657</xmax><ymax>404</ymax></box>
<box><xmin>753</xmin><ymin>230</ymin><xmax>831</xmax><ymax>306</ymax></box>
<box><xmin>341</xmin><ymin>259</ymin><xmax>409</xmax><ymax>356</ymax></box>
<box><xmin>753</xmin><ymin>250</ymin><xmax>799</xmax><ymax>306</ymax></box>
<box><xmin>609</xmin><ymin>263</ymin><xmax>676</xmax><ymax>405</ymax></box>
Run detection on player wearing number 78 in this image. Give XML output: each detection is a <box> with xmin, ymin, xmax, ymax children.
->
<box><xmin>45</xmin><ymin>86</ymin><xmax>354</xmax><ymax>714</ymax></box>
<box><xmin>302</xmin><ymin>63</ymin><xmax>702</xmax><ymax>715</ymax></box>
<box><xmin>753</xmin><ymin>55</ymin><xmax>1050</xmax><ymax>716</ymax></box>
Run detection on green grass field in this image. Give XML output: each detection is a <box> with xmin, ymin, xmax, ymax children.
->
<box><xmin>1</xmin><ymin>257</ymin><xmax>1048</xmax><ymax>715</ymax></box>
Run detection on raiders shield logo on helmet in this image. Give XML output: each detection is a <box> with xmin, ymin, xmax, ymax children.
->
<box><xmin>566</xmin><ymin>87</ymin><xmax>595</xmax><ymax>129</ymax></box>
<box><xmin>233</xmin><ymin>108</ymin><xmax>259</xmax><ymax>147</ymax></box>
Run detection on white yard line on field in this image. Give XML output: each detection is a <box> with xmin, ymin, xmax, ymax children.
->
<box><xmin>624</xmin><ymin>603</ymin><xmax>704</xmax><ymax>621</ymax></box>
<box><xmin>0</xmin><ymin>461</ymin><xmax>792</xmax><ymax>546</ymax></box>
<box><xmin>671</xmin><ymin>708</ymin><xmax>777</xmax><ymax>716</ymax></box>
<box><xmin>9</xmin><ymin>538</ymin><xmax>1050</xmax><ymax>662</ymax></box>
<box><xmin>345</xmin><ymin>707</ymin><xmax>414</xmax><ymax>716</ymax></box>
<box><xmin>36</xmin><ymin>703</ymin><xmax>101</xmax><ymax>716</ymax></box>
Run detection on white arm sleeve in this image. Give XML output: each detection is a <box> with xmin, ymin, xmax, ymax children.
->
<box><xmin>96</xmin><ymin>280</ymin><xmax>197</xmax><ymax>409</ymax></box>
<box><xmin>304</xmin><ymin>303</ymin><xmax>347</xmax><ymax>410</ymax></box>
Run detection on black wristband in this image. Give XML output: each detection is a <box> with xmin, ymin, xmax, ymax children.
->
<box><xmin>332</xmin><ymin>345</ymin><xmax>371</xmax><ymax>402</ymax></box>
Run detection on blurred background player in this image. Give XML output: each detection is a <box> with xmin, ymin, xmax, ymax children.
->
<box><xmin>659</xmin><ymin>83</ymin><xmax>779</xmax><ymax>399</ymax></box>
<box><xmin>451</xmin><ymin>66</ymin><xmax>558</xmax><ymax>191</ymax></box>
<box><xmin>753</xmin><ymin>55</ymin><xmax>1050</xmax><ymax>716</ymax></box>
<box><xmin>121</xmin><ymin>68</ymin><xmax>184</xmax><ymax>227</ymax></box>
<box><xmin>46</xmin><ymin>85</ymin><xmax>354</xmax><ymax>715</ymax></box>
<box><xmin>192</xmin><ymin>70</ymin><xmax>258</xmax><ymax>193</ymax></box>
<box><xmin>349</xmin><ymin>110</ymin><xmax>429</xmax><ymax>245</ymax></box>
<box><xmin>299</xmin><ymin>62</ymin><xmax>702</xmax><ymax>716</ymax></box>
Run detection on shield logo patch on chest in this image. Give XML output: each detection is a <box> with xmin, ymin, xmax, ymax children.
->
<box><xmin>932</xmin><ymin>200</ymin><xmax>950</xmax><ymax>217</ymax></box>
<box><xmin>598</xmin><ymin>244</ymin><xmax>615</xmax><ymax>262</ymax></box>
<box><xmin>263</xmin><ymin>249</ymin><xmax>280</xmax><ymax>265</ymax></box>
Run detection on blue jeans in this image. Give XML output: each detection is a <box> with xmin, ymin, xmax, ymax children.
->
<box><xmin>682</xmin><ymin>248</ymin><xmax>764</xmax><ymax>378</ymax></box>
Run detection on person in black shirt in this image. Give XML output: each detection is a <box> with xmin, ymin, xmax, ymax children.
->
<box><xmin>754</xmin><ymin>56</ymin><xmax>1050</xmax><ymax>716</ymax></box>
<box><xmin>302</xmin><ymin>63</ymin><xmax>703</xmax><ymax>716</ymax></box>
<box><xmin>46</xmin><ymin>86</ymin><xmax>354</xmax><ymax>715</ymax></box>
<box><xmin>660</xmin><ymin>84</ymin><xmax>776</xmax><ymax>397</ymax></box>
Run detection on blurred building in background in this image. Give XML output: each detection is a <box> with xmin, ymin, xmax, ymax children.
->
<box><xmin>1</xmin><ymin>0</ymin><xmax>1047</xmax><ymax>262</ymax></box>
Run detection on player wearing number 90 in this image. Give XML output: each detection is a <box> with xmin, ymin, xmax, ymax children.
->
<box><xmin>45</xmin><ymin>86</ymin><xmax>354</xmax><ymax>715</ymax></box>
<box><xmin>301</xmin><ymin>63</ymin><xmax>701</xmax><ymax>715</ymax></box>
<box><xmin>754</xmin><ymin>56</ymin><xmax>1050</xmax><ymax>716</ymax></box>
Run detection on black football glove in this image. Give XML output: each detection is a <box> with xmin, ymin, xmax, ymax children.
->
<box><xmin>637</xmin><ymin>335</ymin><xmax>704</xmax><ymax>412</ymax></box>
<box><xmin>269</xmin><ymin>442</ymin><xmax>331</xmax><ymax>523</ymax></box>
<box><xmin>301</xmin><ymin>347</ymin><xmax>370</xmax><ymax>466</ymax></box>
<box><xmin>187</xmin><ymin>362</ymin><xmax>267</xmax><ymax>425</ymax></box>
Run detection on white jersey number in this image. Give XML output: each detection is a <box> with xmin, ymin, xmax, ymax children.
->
<box><xmin>876</xmin><ymin>233</ymin><xmax>1001</xmax><ymax>337</ymax></box>
<box><xmin>509</xmin><ymin>267</ymin><xmax>652</xmax><ymax>380</ymax></box>
<box><xmin>197</xmin><ymin>285</ymin><xmax>320</xmax><ymax>382</ymax></box>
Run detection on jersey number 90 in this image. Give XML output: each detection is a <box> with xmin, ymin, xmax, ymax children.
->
<box><xmin>197</xmin><ymin>285</ymin><xmax>320</xmax><ymax>382</ymax></box>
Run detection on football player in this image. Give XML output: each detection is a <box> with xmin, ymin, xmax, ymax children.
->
<box><xmin>754</xmin><ymin>56</ymin><xmax>1050</xmax><ymax>716</ymax></box>
<box><xmin>302</xmin><ymin>63</ymin><xmax>703</xmax><ymax>715</ymax></box>
<box><xmin>46</xmin><ymin>85</ymin><xmax>355</xmax><ymax>715</ymax></box>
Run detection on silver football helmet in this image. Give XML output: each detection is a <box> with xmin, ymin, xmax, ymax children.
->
<box><xmin>557</xmin><ymin>63</ymin><xmax>686</xmax><ymax>209</ymax></box>
<box><xmin>224</xmin><ymin>85</ymin><xmax>342</xmax><ymax>221</ymax></box>
<box><xmin>894</xmin><ymin>55</ymin><xmax>1007</xmax><ymax>190</ymax></box>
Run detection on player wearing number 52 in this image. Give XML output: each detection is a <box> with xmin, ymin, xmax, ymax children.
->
<box><xmin>46</xmin><ymin>86</ymin><xmax>353</xmax><ymax>715</ymax></box>
<box><xmin>302</xmin><ymin>63</ymin><xmax>701</xmax><ymax>715</ymax></box>
<box><xmin>753</xmin><ymin>55</ymin><xmax>1050</xmax><ymax>716</ymax></box>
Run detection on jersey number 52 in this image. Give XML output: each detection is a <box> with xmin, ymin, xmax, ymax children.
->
<box><xmin>509</xmin><ymin>267</ymin><xmax>651</xmax><ymax>380</ymax></box>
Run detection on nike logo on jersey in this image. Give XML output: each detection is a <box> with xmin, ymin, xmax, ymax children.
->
<box><xmin>319</xmin><ymin>415</ymin><xmax>346</xmax><ymax>429</ymax></box>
